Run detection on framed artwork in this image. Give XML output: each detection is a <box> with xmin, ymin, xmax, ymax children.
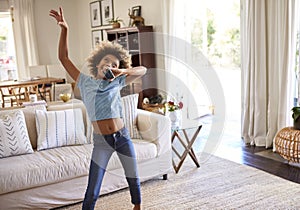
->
<box><xmin>132</xmin><ymin>5</ymin><xmax>141</xmax><ymax>16</ymax></box>
<box><xmin>92</xmin><ymin>30</ymin><xmax>103</xmax><ymax>48</ymax></box>
<box><xmin>101</xmin><ymin>0</ymin><xmax>114</xmax><ymax>26</ymax></box>
<box><xmin>129</xmin><ymin>5</ymin><xmax>141</xmax><ymax>26</ymax></box>
<box><xmin>90</xmin><ymin>1</ymin><xmax>101</xmax><ymax>28</ymax></box>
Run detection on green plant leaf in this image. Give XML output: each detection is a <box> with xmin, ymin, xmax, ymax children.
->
<box><xmin>291</xmin><ymin>106</ymin><xmax>300</xmax><ymax>120</ymax></box>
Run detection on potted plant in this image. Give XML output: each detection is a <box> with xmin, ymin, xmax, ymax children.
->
<box><xmin>165</xmin><ymin>100</ymin><xmax>183</xmax><ymax>130</ymax></box>
<box><xmin>166</xmin><ymin>101</ymin><xmax>183</xmax><ymax>112</ymax></box>
<box><xmin>291</xmin><ymin>106</ymin><xmax>300</xmax><ymax>129</ymax></box>
<box><xmin>107</xmin><ymin>17</ymin><xmax>123</xmax><ymax>28</ymax></box>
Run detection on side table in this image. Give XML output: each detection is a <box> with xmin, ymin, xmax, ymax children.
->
<box><xmin>171</xmin><ymin>125</ymin><xmax>202</xmax><ymax>173</ymax></box>
<box><xmin>274</xmin><ymin>127</ymin><xmax>300</xmax><ymax>163</ymax></box>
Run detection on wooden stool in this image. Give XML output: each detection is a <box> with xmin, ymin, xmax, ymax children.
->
<box><xmin>274</xmin><ymin>127</ymin><xmax>300</xmax><ymax>163</ymax></box>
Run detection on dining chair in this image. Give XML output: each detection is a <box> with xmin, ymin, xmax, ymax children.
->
<box><xmin>0</xmin><ymin>87</ymin><xmax>28</xmax><ymax>107</ymax></box>
<box><xmin>28</xmin><ymin>65</ymin><xmax>52</xmax><ymax>101</ymax></box>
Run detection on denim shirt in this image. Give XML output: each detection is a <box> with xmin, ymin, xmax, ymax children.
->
<box><xmin>77</xmin><ymin>73</ymin><xmax>126</xmax><ymax>121</ymax></box>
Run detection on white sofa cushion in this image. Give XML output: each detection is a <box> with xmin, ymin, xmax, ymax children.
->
<box><xmin>22</xmin><ymin>105</ymin><xmax>47</xmax><ymax>149</ymax></box>
<box><xmin>0</xmin><ymin>110</ymin><xmax>33</xmax><ymax>158</ymax></box>
<box><xmin>121</xmin><ymin>94</ymin><xmax>142</xmax><ymax>139</ymax></box>
<box><xmin>0</xmin><ymin>140</ymin><xmax>157</xmax><ymax>195</ymax></box>
<box><xmin>105</xmin><ymin>140</ymin><xmax>158</xmax><ymax>172</ymax></box>
<box><xmin>35</xmin><ymin>108</ymin><xmax>87</xmax><ymax>151</ymax></box>
<box><xmin>132</xmin><ymin>140</ymin><xmax>158</xmax><ymax>161</ymax></box>
<box><xmin>0</xmin><ymin>144</ymin><xmax>92</xmax><ymax>195</ymax></box>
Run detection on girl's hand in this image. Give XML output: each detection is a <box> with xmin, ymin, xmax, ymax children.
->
<box><xmin>49</xmin><ymin>7</ymin><xmax>68</xmax><ymax>29</ymax></box>
<box><xmin>110</xmin><ymin>68</ymin><xmax>126</xmax><ymax>78</ymax></box>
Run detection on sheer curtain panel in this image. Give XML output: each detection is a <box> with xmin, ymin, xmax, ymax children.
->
<box><xmin>12</xmin><ymin>0</ymin><xmax>39</xmax><ymax>80</ymax></box>
<box><xmin>241</xmin><ymin>0</ymin><xmax>298</xmax><ymax>147</ymax></box>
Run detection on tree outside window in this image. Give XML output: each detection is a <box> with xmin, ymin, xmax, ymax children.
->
<box><xmin>190</xmin><ymin>0</ymin><xmax>240</xmax><ymax>68</ymax></box>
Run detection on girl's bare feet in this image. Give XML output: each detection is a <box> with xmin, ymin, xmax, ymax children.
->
<box><xmin>133</xmin><ymin>204</ymin><xmax>141</xmax><ymax>210</ymax></box>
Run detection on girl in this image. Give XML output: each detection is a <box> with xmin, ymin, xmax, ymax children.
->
<box><xmin>49</xmin><ymin>7</ymin><xmax>145</xmax><ymax>210</ymax></box>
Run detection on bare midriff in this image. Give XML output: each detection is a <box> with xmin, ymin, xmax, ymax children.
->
<box><xmin>92</xmin><ymin>118</ymin><xmax>124</xmax><ymax>135</ymax></box>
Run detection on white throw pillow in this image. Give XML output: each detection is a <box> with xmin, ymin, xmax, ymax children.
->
<box><xmin>0</xmin><ymin>110</ymin><xmax>33</xmax><ymax>158</ymax></box>
<box><xmin>121</xmin><ymin>94</ymin><xmax>142</xmax><ymax>139</ymax></box>
<box><xmin>22</xmin><ymin>104</ymin><xmax>47</xmax><ymax>149</ymax></box>
<box><xmin>35</xmin><ymin>108</ymin><xmax>87</xmax><ymax>151</ymax></box>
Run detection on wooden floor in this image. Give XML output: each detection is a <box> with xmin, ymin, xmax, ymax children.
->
<box><xmin>213</xmin><ymin>137</ymin><xmax>300</xmax><ymax>184</ymax></box>
<box><xmin>188</xmin><ymin>117</ymin><xmax>300</xmax><ymax>185</ymax></box>
<box><xmin>210</xmin><ymin>68</ymin><xmax>300</xmax><ymax>184</ymax></box>
<box><xmin>241</xmin><ymin>146</ymin><xmax>300</xmax><ymax>184</ymax></box>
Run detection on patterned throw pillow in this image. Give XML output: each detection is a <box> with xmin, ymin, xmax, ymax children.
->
<box><xmin>35</xmin><ymin>108</ymin><xmax>87</xmax><ymax>151</ymax></box>
<box><xmin>0</xmin><ymin>110</ymin><xmax>33</xmax><ymax>158</ymax></box>
<box><xmin>121</xmin><ymin>94</ymin><xmax>142</xmax><ymax>139</ymax></box>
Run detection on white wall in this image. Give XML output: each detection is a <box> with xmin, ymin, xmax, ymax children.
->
<box><xmin>34</xmin><ymin>0</ymin><xmax>84</xmax><ymax>66</ymax></box>
<box><xmin>76</xmin><ymin>0</ymin><xmax>93</xmax><ymax>67</ymax></box>
<box><xmin>113</xmin><ymin>0</ymin><xmax>164</xmax><ymax>32</ymax></box>
<box><xmin>33</xmin><ymin>0</ymin><xmax>166</xmax><ymax>89</ymax></box>
<box><xmin>0</xmin><ymin>0</ymin><xmax>10</xmax><ymax>12</ymax></box>
<box><xmin>2</xmin><ymin>0</ymin><xmax>166</xmax><ymax>64</ymax></box>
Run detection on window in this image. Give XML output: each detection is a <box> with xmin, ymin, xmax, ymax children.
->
<box><xmin>167</xmin><ymin>0</ymin><xmax>240</xmax><ymax>120</ymax></box>
<box><xmin>0</xmin><ymin>11</ymin><xmax>17</xmax><ymax>81</ymax></box>
<box><xmin>189</xmin><ymin>0</ymin><xmax>240</xmax><ymax>68</ymax></box>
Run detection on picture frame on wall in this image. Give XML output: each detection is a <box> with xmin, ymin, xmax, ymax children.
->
<box><xmin>132</xmin><ymin>5</ymin><xmax>141</xmax><ymax>16</ymax></box>
<box><xmin>129</xmin><ymin>5</ymin><xmax>141</xmax><ymax>26</ymax></box>
<box><xmin>92</xmin><ymin>29</ymin><xmax>103</xmax><ymax>49</ymax></box>
<box><xmin>90</xmin><ymin>1</ymin><xmax>101</xmax><ymax>28</ymax></box>
<box><xmin>101</xmin><ymin>0</ymin><xmax>114</xmax><ymax>26</ymax></box>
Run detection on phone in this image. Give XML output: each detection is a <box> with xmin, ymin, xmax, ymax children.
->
<box><xmin>104</xmin><ymin>68</ymin><xmax>115</xmax><ymax>80</ymax></box>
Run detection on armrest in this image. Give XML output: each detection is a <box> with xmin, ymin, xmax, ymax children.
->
<box><xmin>137</xmin><ymin>109</ymin><xmax>171</xmax><ymax>156</ymax></box>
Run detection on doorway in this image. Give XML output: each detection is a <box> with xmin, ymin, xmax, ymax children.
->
<box><xmin>186</xmin><ymin>0</ymin><xmax>242</xmax><ymax>154</ymax></box>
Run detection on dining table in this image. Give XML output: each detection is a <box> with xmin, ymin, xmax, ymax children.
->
<box><xmin>0</xmin><ymin>77</ymin><xmax>65</xmax><ymax>105</ymax></box>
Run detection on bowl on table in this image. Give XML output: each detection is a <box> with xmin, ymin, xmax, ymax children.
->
<box><xmin>59</xmin><ymin>93</ymin><xmax>71</xmax><ymax>102</ymax></box>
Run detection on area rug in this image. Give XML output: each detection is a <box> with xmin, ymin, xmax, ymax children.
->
<box><xmin>56</xmin><ymin>154</ymin><xmax>300</xmax><ymax>210</ymax></box>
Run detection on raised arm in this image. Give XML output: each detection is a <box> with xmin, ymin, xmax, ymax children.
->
<box><xmin>49</xmin><ymin>7</ymin><xmax>80</xmax><ymax>81</ymax></box>
<box><xmin>124</xmin><ymin>66</ymin><xmax>147</xmax><ymax>85</ymax></box>
<box><xmin>111</xmin><ymin>66</ymin><xmax>147</xmax><ymax>85</ymax></box>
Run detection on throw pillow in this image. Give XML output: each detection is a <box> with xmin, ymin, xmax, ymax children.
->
<box><xmin>22</xmin><ymin>104</ymin><xmax>47</xmax><ymax>149</ymax></box>
<box><xmin>35</xmin><ymin>108</ymin><xmax>87</xmax><ymax>151</ymax></box>
<box><xmin>0</xmin><ymin>110</ymin><xmax>34</xmax><ymax>158</ymax></box>
<box><xmin>121</xmin><ymin>94</ymin><xmax>142</xmax><ymax>139</ymax></box>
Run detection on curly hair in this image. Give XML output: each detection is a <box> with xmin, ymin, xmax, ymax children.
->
<box><xmin>87</xmin><ymin>40</ymin><xmax>132</xmax><ymax>78</ymax></box>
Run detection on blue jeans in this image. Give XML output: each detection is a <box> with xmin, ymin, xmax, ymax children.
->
<box><xmin>82</xmin><ymin>127</ymin><xmax>141</xmax><ymax>210</ymax></box>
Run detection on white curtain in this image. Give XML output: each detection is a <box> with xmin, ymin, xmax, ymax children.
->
<box><xmin>241</xmin><ymin>0</ymin><xmax>298</xmax><ymax>147</ymax></box>
<box><xmin>162</xmin><ymin>0</ymin><xmax>212</xmax><ymax>121</ymax></box>
<box><xmin>162</xmin><ymin>0</ymin><xmax>192</xmax><ymax>121</ymax></box>
<box><xmin>12</xmin><ymin>0</ymin><xmax>39</xmax><ymax>80</ymax></box>
<box><xmin>162</xmin><ymin>0</ymin><xmax>226</xmax><ymax>156</ymax></box>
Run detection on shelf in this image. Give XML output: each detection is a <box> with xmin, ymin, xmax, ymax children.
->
<box><xmin>105</xmin><ymin>26</ymin><xmax>157</xmax><ymax>108</ymax></box>
<box><xmin>129</xmin><ymin>50</ymin><xmax>140</xmax><ymax>54</ymax></box>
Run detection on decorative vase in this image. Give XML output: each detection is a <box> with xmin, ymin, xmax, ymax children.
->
<box><xmin>294</xmin><ymin>118</ymin><xmax>300</xmax><ymax>130</ymax></box>
<box><xmin>112</xmin><ymin>22</ymin><xmax>120</xmax><ymax>28</ymax></box>
<box><xmin>169</xmin><ymin>110</ymin><xmax>182</xmax><ymax>130</ymax></box>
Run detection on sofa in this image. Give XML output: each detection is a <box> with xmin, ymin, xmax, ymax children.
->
<box><xmin>0</xmin><ymin>97</ymin><xmax>172</xmax><ymax>210</ymax></box>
